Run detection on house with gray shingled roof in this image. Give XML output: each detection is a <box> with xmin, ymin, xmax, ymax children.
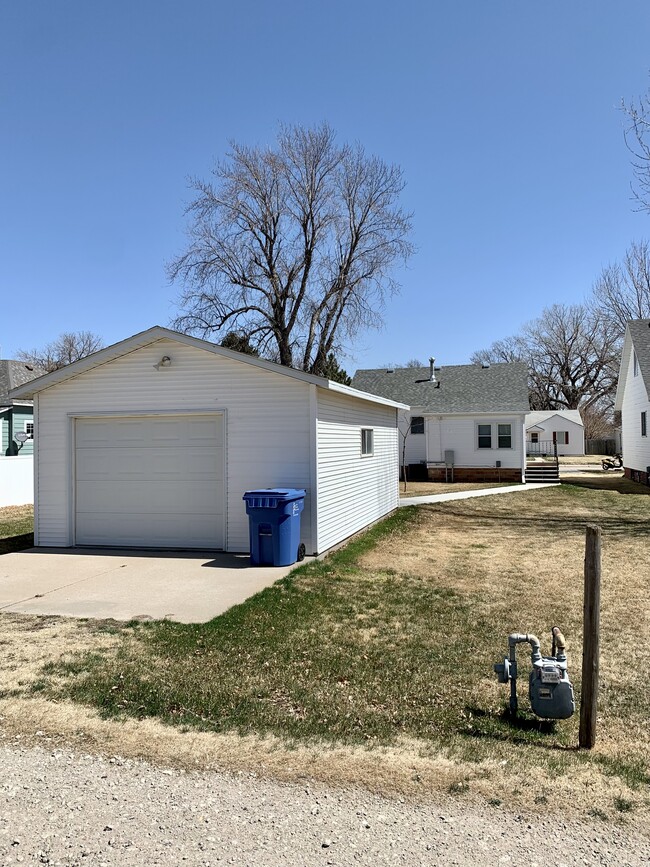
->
<box><xmin>614</xmin><ymin>319</ymin><xmax>650</xmax><ymax>482</ymax></box>
<box><xmin>352</xmin><ymin>360</ymin><xmax>529</xmax><ymax>482</ymax></box>
<box><xmin>1</xmin><ymin>359</ymin><xmax>45</xmax><ymax>457</ymax></box>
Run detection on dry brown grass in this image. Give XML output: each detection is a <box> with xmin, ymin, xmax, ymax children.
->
<box><xmin>0</xmin><ymin>610</ymin><xmax>647</xmax><ymax>827</ymax></box>
<box><xmin>557</xmin><ymin>455</ymin><xmax>610</xmax><ymax>465</ymax></box>
<box><xmin>1</xmin><ymin>484</ymin><xmax>650</xmax><ymax>827</ymax></box>
<box><xmin>400</xmin><ymin>481</ymin><xmax>515</xmax><ymax>497</ymax></box>
<box><xmin>0</xmin><ymin>504</ymin><xmax>33</xmax><ymax>522</ymax></box>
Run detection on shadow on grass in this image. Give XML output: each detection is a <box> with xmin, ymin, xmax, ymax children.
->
<box><xmin>460</xmin><ymin>705</ymin><xmax>580</xmax><ymax>751</ymax></box>
<box><xmin>0</xmin><ymin>533</ymin><xmax>34</xmax><ymax>555</ymax></box>
<box><xmin>423</xmin><ymin>494</ymin><xmax>650</xmax><ymax>538</ymax></box>
<box><xmin>562</xmin><ymin>474</ymin><xmax>650</xmax><ymax>496</ymax></box>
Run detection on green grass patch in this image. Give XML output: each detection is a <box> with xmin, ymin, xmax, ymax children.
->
<box><xmin>34</xmin><ymin>485</ymin><xmax>650</xmax><ymax>794</ymax></box>
<box><xmin>0</xmin><ymin>505</ymin><xmax>34</xmax><ymax>554</ymax></box>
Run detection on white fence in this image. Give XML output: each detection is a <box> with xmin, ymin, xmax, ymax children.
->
<box><xmin>0</xmin><ymin>456</ymin><xmax>34</xmax><ymax>507</ymax></box>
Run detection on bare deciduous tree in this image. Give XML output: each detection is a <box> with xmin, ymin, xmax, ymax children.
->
<box><xmin>591</xmin><ymin>240</ymin><xmax>650</xmax><ymax>338</ymax></box>
<box><xmin>471</xmin><ymin>304</ymin><xmax>620</xmax><ymax>414</ymax></box>
<box><xmin>17</xmin><ymin>331</ymin><xmax>104</xmax><ymax>372</ymax></box>
<box><xmin>169</xmin><ymin>123</ymin><xmax>414</xmax><ymax>376</ymax></box>
<box><xmin>623</xmin><ymin>88</ymin><xmax>650</xmax><ymax>212</ymax></box>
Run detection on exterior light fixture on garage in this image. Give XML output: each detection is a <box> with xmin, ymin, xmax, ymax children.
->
<box><xmin>153</xmin><ymin>355</ymin><xmax>172</xmax><ymax>370</ymax></box>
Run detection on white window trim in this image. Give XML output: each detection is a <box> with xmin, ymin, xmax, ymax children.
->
<box><xmin>24</xmin><ymin>420</ymin><xmax>34</xmax><ymax>440</ymax></box>
<box><xmin>361</xmin><ymin>428</ymin><xmax>374</xmax><ymax>457</ymax></box>
<box><xmin>477</xmin><ymin>422</ymin><xmax>492</xmax><ymax>450</ymax></box>
<box><xmin>475</xmin><ymin>420</ymin><xmax>515</xmax><ymax>451</ymax></box>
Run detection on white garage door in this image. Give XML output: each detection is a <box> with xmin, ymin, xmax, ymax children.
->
<box><xmin>75</xmin><ymin>415</ymin><xmax>225</xmax><ymax>549</ymax></box>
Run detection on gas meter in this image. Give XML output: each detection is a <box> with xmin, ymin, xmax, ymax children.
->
<box><xmin>494</xmin><ymin>626</ymin><xmax>575</xmax><ymax>719</ymax></box>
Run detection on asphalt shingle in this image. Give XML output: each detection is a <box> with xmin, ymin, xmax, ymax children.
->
<box><xmin>0</xmin><ymin>360</ymin><xmax>45</xmax><ymax>406</ymax></box>
<box><xmin>352</xmin><ymin>362</ymin><xmax>530</xmax><ymax>414</ymax></box>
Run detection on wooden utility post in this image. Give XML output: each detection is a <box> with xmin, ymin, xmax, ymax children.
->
<box><xmin>579</xmin><ymin>524</ymin><xmax>601</xmax><ymax>749</ymax></box>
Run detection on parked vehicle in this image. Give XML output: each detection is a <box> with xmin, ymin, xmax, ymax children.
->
<box><xmin>602</xmin><ymin>453</ymin><xmax>623</xmax><ymax>470</ymax></box>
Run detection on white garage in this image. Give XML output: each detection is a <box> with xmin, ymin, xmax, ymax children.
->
<box><xmin>75</xmin><ymin>415</ymin><xmax>225</xmax><ymax>548</ymax></box>
<box><xmin>11</xmin><ymin>327</ymin><xmax>404</xmax><ymax>556</ymax></box>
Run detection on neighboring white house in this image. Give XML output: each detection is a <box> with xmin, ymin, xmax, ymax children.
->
<box><xmin>352</xmin><ymin>361</ymin><xmax>530</xmax><ymax>483</ymax></box>
<box><xmin>614</xmin><ymin>319</ymin><xmax>650</xmax><ymax>483</ymax></box>
<box><xmin>525</xmin><ymin>410</ymin><xmax>585</xmax><ymax>457</ymax></box>
<box><xmin>10</xmin><ymin>326</ymin><xmax>406</xmax><ymax>556</ymax></box>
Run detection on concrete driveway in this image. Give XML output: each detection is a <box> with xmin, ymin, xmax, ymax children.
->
<box><xmin>0</xmin><ymin>548</ymin><xmax>301</xmax><ymax>623</ymax></box>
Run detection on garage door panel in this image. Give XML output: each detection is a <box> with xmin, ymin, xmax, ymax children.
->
<box><xmin>76</xmin><ymin>479</ymin><xmax>224</xmax><ymax>514</ymax></box>
<box><xmin>75</xmin><ymin>415</ymin><xmax>224</xmax><ymax>549</ymax></box>
<box><xmin>76</xmin><ymin>447</ymin><xmax>223</xmax><ymax>481</ymax></box>
<box><xmin>76</xmin><ymin>512</ymin><xmax>220</xmax><ymax>548</ymax></box>
<box><xmin>76</xmin><ymin>416</ymin><xmax>223</xmax><ymax>448</ymax></box>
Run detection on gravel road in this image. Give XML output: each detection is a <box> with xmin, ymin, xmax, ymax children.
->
<box><xmin>1</xmin><ymin>745</ymin><xmax>648</xmax><ymax>866</ymax></box>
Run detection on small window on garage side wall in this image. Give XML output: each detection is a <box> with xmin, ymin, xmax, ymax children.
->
<box><xmin>642</xmin><ymin>412</ymin><xmax>647</xmax><ymax>438</ymax></box>
<box><xmin>497</xmin><ymin>423</ymin><xmax>512</xmax><ymax>449</ymax></box>
<box><xmin>24</xmin><ymin>421</ymin><xmax>34</xmax><ymax>440</ymax></box>
<box><xmin>410</xmin><ymin>416</ymin><xmax>424</xmax><ymax>434</ymax></box>
<box><xmin>477</xmin><ymin>423</ymin><xmax>492</xmax><ymax>449</ymax></box>
<box><xmin>361</xmin><ymin>428</ymin><xmax>374</xmax><ymax>456</ymax></box>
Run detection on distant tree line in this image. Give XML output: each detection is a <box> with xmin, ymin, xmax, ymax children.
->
<box><xmin>471</xmin><ymin>240</ymin><xmax>650</xmax><ymax>437</ymax></box>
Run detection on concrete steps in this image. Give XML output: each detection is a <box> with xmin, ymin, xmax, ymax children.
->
<box><xmin>525</xmin><ymin>463</ymin><xmax>560</xmax><ymax>484</ymax></box>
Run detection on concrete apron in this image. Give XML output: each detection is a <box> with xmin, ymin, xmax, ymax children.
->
<box><xmin>0</xmin><ymin>548</ymin><xmax>301</xmax><ymax>624</ymax></box>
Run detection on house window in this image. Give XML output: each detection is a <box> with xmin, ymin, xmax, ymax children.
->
<box><xmin>410</xmin><ymin>416</ymin><xmax>424</xmax><ymax>435</ymax></box>
<box><xmin>361</xmin><ymin>428</ymin><xmax>374</xmax><ymax>456</ymax></box>
<box><xmin>497</xmin><ymin>423</ymin><xmax>512</xmax><ymax>449</ymax></box>
<box><xmin>553</xmin><ymin>431</ymin><xmax>569</xmax><ymax>445</ymax></box>
<box><xmin>634</xmin><ymin>352</ymin><xmax>639</xmax><ymax>377</ymax></box>
<box><xmin>530</xmin><ymin>432</ymin><xmax>539</xmax><ymax>444</ymax></box>
<box><xmin>477</xmin><ymin>424</ymin><xmax>492</xmax><ymax>449</ymax></box>
<box><xmin>642</xmin><ymin>412</ymin><xmax>647</xmax><ymax>438</ymax></box>
<box><xmin>24</xmin><ymin>421</ymin><xmax>34</xmax><ymax>440</ymax></box>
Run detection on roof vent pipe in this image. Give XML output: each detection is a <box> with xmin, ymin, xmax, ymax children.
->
<box><xmin>429</xmin><ymin>357</ymin><xmax>436</xmax><ymax>383</ymax></box>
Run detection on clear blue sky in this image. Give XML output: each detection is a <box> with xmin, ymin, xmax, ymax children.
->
<box><xmin>2</xmin><ymin>1</ymin><xmax>650</xmax><ymax>372</ymax></box>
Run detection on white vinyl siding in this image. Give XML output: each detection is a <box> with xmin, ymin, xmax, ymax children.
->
<box><xmin>35</xmin><ymin>339</ymin><xmax>313</xmax><ymax>552</ymax></box>
<box><xmin>621</xmin><ymin>347</ymin><xmax>650</xmax><ymax>473</ymax></box>
<box><xmin>398</xmin><ymin>409</ymin><xmax>427</xmax><ymax>466</ymax></box>
<box><xmin>426</xmin><ymin>414</ymin><xmax>525</xmax><ymax>471</ymax></box>
<box><xmin>316</xmin><ymin>390</ymin><xmax>399</xmax><ymax>553</ymax></box>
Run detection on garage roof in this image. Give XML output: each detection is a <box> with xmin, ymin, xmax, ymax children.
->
<box><xmin>9</xmin><ymin>326</ymin><xmax>409</xmax><ymax>411</ymax></box>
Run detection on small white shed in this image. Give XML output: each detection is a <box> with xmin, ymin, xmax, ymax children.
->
<box><xmin>10</xmin><ymin>327</ymin><xmax>405</xmax><ymax>556</ymax></box>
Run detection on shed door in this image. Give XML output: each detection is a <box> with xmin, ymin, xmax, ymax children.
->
<box><xmin>75</xmin><ymin>415</ymin><xmax>225</xmax><ymax>549</ymax></box>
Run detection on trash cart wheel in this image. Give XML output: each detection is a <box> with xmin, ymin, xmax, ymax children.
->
<box><xmin>297</xmin><ymin>543</ymin><xmax>306</xmax><ymax>562</ymax></box>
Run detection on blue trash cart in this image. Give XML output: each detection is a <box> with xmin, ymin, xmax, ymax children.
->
<box><xmin>242</xmin><ymin>488</ymin><xmax>306</xmax><ymax>566</ymax></box>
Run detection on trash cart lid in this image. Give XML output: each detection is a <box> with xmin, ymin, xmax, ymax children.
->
<box><xmin>243</xmin><ymin>488</ymin><xmax>306</xmax><ymax>501</ymax></box>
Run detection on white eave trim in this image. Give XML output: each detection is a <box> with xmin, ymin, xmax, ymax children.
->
<box><xmin>8</xmin><ymin>325</ymin><xmax>409</xmax><ymax>411</ymax></box>
<box><xmin>614</xmin><ymin>329</ymin><xmax>632</xmax><ymax>412</ymax></box>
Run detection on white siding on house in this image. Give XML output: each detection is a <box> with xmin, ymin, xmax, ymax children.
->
<box><xmin>316</xmin><ymin>390</ymin><xmax>399</xmax><ymax>553</ymax></box>
<box><xmin>425</xmin><ymin>414</ymin><xmax>525</xmax><ymax>471</ymax></box>
<box><xmin>620</xmin><ymin>349</ymin><xmax>650</xmax><ymax>472</ymax></box>
<box><xmin>398</xmin><ymin>409</ymin><xmax>427</xmax><ymax>467</ymax></box>
<box><xmin>35</xmin><ymin>339</ymin><xmax>313</xmax><ymax>552</ymax></box>
<box><xmin>525</xmin><ymin>413</ymin><xmax>585</xmax><ymax>456</ymax></box>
